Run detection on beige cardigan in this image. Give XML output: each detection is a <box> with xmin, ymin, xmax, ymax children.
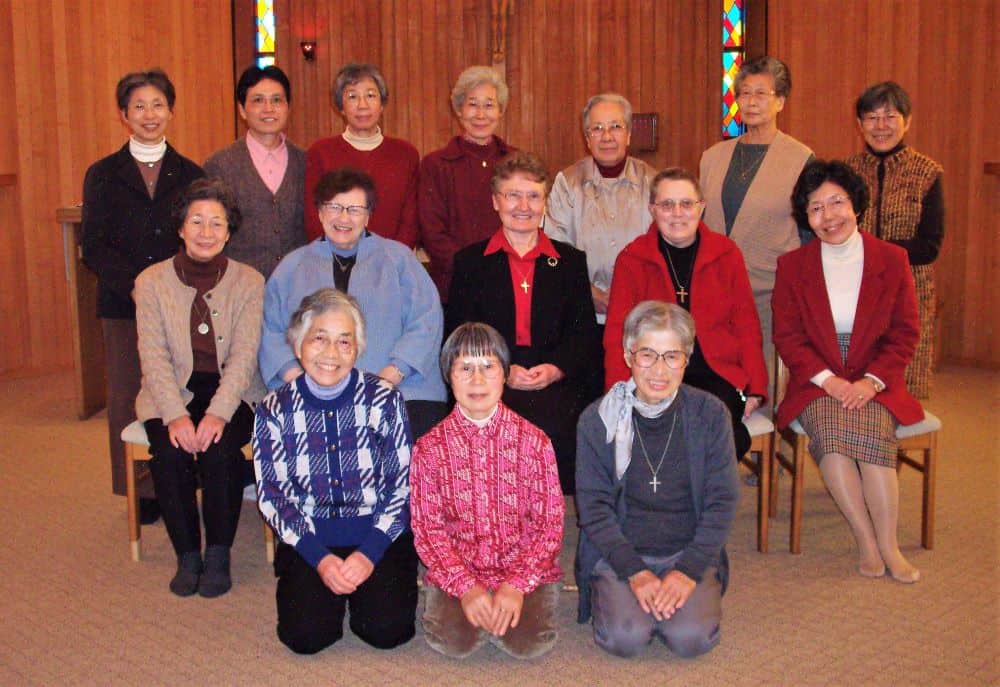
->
<box><xmin>134</xmin><ymin>257</ymin><xmax>266</xmax><ymax>424</ymax></box>
<box><xmin>699</xmin><ymin>131</ymin><xmax>813</xmax><ymax>296</ymax></box>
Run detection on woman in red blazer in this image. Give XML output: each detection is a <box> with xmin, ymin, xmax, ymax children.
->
<box><xmin>773</xmin><ymin>160</ymin><xmax>923</xmax><ymax>583</ymax></box>
<box><xmin>605</xmin><ymin>167</ymin><xmax>768</xmax><ymax>459</ymax></box>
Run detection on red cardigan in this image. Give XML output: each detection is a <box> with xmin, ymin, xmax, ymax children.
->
<box><xmin>772</xmin><ymin>231</ymin><xmax>923</xmax><ymax>429</ymax></box>
<box><xmin>304</xmin><ymin>134</ymin><xmax>419</xmax><ymax>247</ymax></box>
<box><xmin>604</xmin><ymin>222</ymin><xmax>768</xmax><ymax>398</ymax></box>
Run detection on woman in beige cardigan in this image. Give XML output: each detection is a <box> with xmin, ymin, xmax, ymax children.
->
<box><xmin>700</xmin><ymin>56</ymin><xmax>813</xmax><ymax>387</ymax></box>
<box><xmin>135</xmin><ymin>178</ymin><xmax>266</xmax><ymax>598</ymax></box>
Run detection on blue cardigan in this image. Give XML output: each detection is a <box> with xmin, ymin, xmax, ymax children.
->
<box><xmin>259</xmin><ymin>235</ymin><xmax>446</xmax><ymax>403</ymax></box>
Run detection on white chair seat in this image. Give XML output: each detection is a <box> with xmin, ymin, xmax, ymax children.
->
<box><xmin>897</xmin><ymin>411</ymin><xmax>942</xmax><ymax>438</ymax></box>
<box><xmin>743</xmin><ymin>409</ymin><xmax>775</xmax><ymax>436</ymax></box>
<box><xmin>121</xmin><ymin>419</ymin><xmax>150</xmax><ymax>446</ymax></box>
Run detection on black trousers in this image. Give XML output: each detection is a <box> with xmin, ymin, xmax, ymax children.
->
<box><xmin>274</xmin><ymin>532</ymin><xmax>419</xmax><ymax>654</ymax></box>
<box><xmin>145</xmin><ymin>371</ymin><xmax>254</xmax><ymax>556</ymax></box>
<box><xmin>684</xmin><ymin>363</ymin><xmax>751</xmax><ymax>459</ymax></box>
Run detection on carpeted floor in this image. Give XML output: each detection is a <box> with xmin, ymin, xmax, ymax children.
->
<box><xmin>0</xmin><ymin>365</ymin><xmax>996</xmax><ymax>686</ymax></box>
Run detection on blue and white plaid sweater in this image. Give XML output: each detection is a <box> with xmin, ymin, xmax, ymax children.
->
<box><xmin>252</xmin><ymin>370</ymin><xmax>413</xmax><ymax>569</ymax></box>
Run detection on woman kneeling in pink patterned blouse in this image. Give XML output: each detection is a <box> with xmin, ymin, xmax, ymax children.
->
<box><xmin>411</xmin><ymin>322</ymin><xmax>565</xmax><ymax>659</ymax></box>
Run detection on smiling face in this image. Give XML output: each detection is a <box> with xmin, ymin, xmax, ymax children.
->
<box><xmin>585</xmin><ymin>100</ymin><xmax>631</xmax><ymax>167</ymax></box>
<box><xmin>457</xmin><ymin>82</ymin><xmax>502</xmax><ymax>145</ymax></box>
<box><xmin>650</xmin><ymin>178</ymin><xmax>703</xmax><ymax>248</ymax></box>
<box><xmin>121</xmin><ymin>84</ymin><xmax>173</xmax><ymax>145</ymax></box>
<box><xmin>178</xmin><ymin>199</ymin><xmax>230</xmax><ymax>262</ymax></box>
<box><xmin>806</xmin><ymin>180</ymin><xmax>858</xmax><ymax>246</ymax></box>
<box><xmin>737</xmin><ymin>73</ymin><xmax>785</xmax><ymax>129</ymax></box>
<box><xmin>340</xmin><ymin>77</ymin><xmax>384</xmax><ymax>137</ymax></box>
<box><xmin>319</xmin><ymin>187</ymin><xmax>369</xmax><ymax>250</ymax></box>
<box><xmin>626</xmin><ymin>328</ymin><xmax>687</xmax><ymax>405</ymax></box>
<box><xmin>492</xmin><ymin>172</ymin><xmax>547</xmax><ymax>237</ymax></box>
<box><xmin>239</xmin><ymin>78</ymin><xmax>289</xmax><ymax>141</ymax></box>
<box><xmin>858</xmin><ymin>106</ymin><xmax>911</xmax><ymax>153</ymax></box>
<box><xmin>450</xmin><ymin>353</ymin><xmax>505</xmax><ymax>420</ymax></box>
<box><xmin>297</xmin><ymin>309</ymin><xmax>358</xmax><ymax>388</ymax></box>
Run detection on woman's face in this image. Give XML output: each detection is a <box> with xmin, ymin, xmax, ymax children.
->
<box><xmin>650</xmin><ymin>178</ymin><xmax>703</xmax><ymax>248</ymax></box>
<box><xmin>584</xmin><ymin>100</ymin><xmax>631</xmax><ymax>167</ymax></box>
<box><xmin>492</xmin><ymin>172</ymin><xmax>546</xmax><ymax>237</ymax></box>
<box><xmin>239</xmin><ymin>78</ymin><xmax>290</xmax><ymax>140</ymax></box>
<box><xmin>319</xmin><ymin>187</ymin><xmax>369</xmax><ymax>251</ymax></box>
<box><xmin>858</xmin><ymin>106</ymin><xmax>911</xmax><ymax>153</ymax></box>
<box><xmin>806</xmin><ymin>180</ymin><xmax>858</xmax><ymax>246</ymax></box>
<box><xmin>626</xmin><ymin>328</ymin><xmax>687</xmax><ymax>405</ymax></box>
<box><xmin>121</xmin><ymin>85</ymin><xmax>173</xmax><ymax>145</ymax></box>
<box><xmin>297</xmin><ymin>309</ymin><xmax>359</xmax><ymax>388</ymax></box>
<box><xmin>450</xmin><ymin>353</ymin><xmax>505</xmax><ymax>420</ymax></box>
<box><xmin>340</xmin><ymin>77</ymin><xmax>384</xmax><ymax>137</ymax></box>
<box><xmin>178</xmin><ymin>199</ymin><xmax>230</xmax><ymax>262</ymax></box>
<box><xmin>457</xmin><ymin>82</ymin><xmax>503</xmax><ymax>145</ymax></box>
<box><xmin>737</xmin><ymin>73</ymin><xmax>785</xmax><ymax>129</ymax></box>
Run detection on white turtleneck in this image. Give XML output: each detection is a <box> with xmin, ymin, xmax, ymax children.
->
<box><xmin>342</xmin><ymin>126</ymin><xmax>384</xmax><ymax>152</ymax></box>
<box><xmin>810</xmin><ymin>229</ymin><xmax>864</xmax><ymax>388</ymax></box>
<box><xmin>129</xmin><ymin>136</ymin><xmax>167</xmax><ymax>163</ymax></box>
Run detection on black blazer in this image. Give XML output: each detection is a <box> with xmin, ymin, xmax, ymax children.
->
<box><xmin>446</xmin><ymin>236</ymin><xmax>599</xmax><ymax>381</ymax></box>
<box><xmin>82</xmin><ymin>143</ymin><xmax>204</xmax><ymax>318</ymax></box>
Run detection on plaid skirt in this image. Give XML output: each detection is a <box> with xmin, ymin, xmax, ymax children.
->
<box><xmin>798</xmin><ymin>333</ymin><xmax>898</xmax><ymax>468</ymax></box>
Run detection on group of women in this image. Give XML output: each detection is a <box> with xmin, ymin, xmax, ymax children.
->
<box><xmin>80</xmin><ymin>53</ymin><xmax>939</xmax><ymax>658</ymax></box>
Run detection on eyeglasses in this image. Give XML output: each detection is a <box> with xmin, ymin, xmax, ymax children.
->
<box><xmin>451</xmin><ymin>359</ymin><xmax>503</xmax><ymax>382</ymax></box>
<box><xmin>319</xmin><ymin>202</ymin><xmax>369</xmax><ymax>217</ymax></box>
<box><xmin>629</xmin><ymin>348</ymin><xmax>688</xmax><ymax>369</ymax></box>
<box><xmin>495</xmin><ymin>190</ymin><xmax>545</xmax><ymax>205</ymax></box>
<box><xmin>463</xmin><ymin>98</ymin><xmax>499</xmax><ymax>112</ymax></box>
<box><xmin>806</xmin><ymin>194</ymin><xmax>850</xmax><ymax>218</ymax></box>
<box><xmin>860</xmin><ymin>111</ymin><xmax>904</xmax><ymax>127</ymax></box>
<box><xmin>738</xmin><ymin>89</ymin><xmax>776</xmax><ymax>101</ymax></box>
<box><xmin>306</xmin><ymin>332</ymin><xmax>355</xmax><ymax>354</ymax></box>
<box><xmin>651</xmin><ymin>198</ymin><xmax>704</xmax><ymax>214</ymax></box>
<box><xmin>586</xmin><ymin>121</ymin><xmax>628</xmax><ymax>138</ymax></box>
<box><xmin>247</xmin><ymin>94</ymin><xmax>288</xmax><ymax>108</ymax></box>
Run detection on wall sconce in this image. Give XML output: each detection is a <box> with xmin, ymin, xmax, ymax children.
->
<box><xmin>300</xmin><ymin>41</ymin><xmax>316</xmax><ymax>61</ymax></box>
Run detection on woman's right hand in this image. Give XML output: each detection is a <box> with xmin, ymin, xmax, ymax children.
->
<box><xmin>628</xmin><ymin>569</ymin><xmax>662</xmax><ymax>619</ymax></box>
<box><xmin>821</xmin><ymin>376</ymin><xmax>852</xmax><ymax>403</ymax></box>
<box><xmin>316</xmin><ymin>553</ymin><xmax>355</xmax><ymax>595</ymax></box>
<box><xmin>460</xmin><ymin>585</ymin><xmax>495</xmax><ymax>630</ymax></box>
<box><xmin>167</xmin><ymin>416</ymin><xmax>199</xmax><ymax>454</ymax></box>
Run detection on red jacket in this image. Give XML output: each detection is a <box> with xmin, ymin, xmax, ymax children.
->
<box><xmin>772</xmin><ymin>231</ymin><xmax>923</xmax><ymax>428</ymax></box>
<box><xmin>604</xmin><ymin>222</ymin><xmax>768</xmax><ymax>398</ymax></box>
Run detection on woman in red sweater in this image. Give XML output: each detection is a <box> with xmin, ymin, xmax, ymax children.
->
<box><xmin>604</xmin><ymin>168</ymin><xmax>767</xmax><ymax>459</ymax></box>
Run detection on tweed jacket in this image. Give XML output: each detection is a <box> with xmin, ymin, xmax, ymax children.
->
<box><xmin>82</xmin><ymin>143</ymin><xmax>204</xmax><ymax>319</ymax></box>
<box><xmin>203</xmin><ymin>137</ymin><xmax>307</xmax><ymax>278</ymax></box>
<box><xmin>134</xmin><ymin>256</ymin><xmax>266</xmax><ymax>424</ymax></box>
<box><xmin>772</xmin><ymin>231</ymin><xmax>923</xmax><ymax>429</ymax></box>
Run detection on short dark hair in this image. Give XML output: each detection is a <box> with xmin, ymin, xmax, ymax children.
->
<box><xmin>490</xmin><ymin>151</ymin><xmax>550</xmax><ymax>194</ymax></box>
<box><xmin>649</xmin><ymin>167</ymin><xmax>703</xmax><ymax>204</ymax></box>
<box><xmin>312</xmin><ymin>167</ymin><xmax>377</xmax><ymax>212</ymax></box>
<box><xmin>734</xmin><ymin>55</ymin><xmax>792</xmax><ymax>98</ymax></box>
<box><xmin>440</xmin><ymin>322</ymin><xmax>511</xmax><ymax>384</ymax></box>
<box><xmin>236</xmin><ymin>65</ymin><xmax>292</xmax><ymax>106</ymax></box>
<box><xmin>791</xmin><ymin>160</ymin><xmax>870</xmax><ymax>229</ymax></box>
<box><xmin>172</xmin><ymin>178</ymin><xmax>243</xmax><ymax>235</ymax></box>
<box><xmin>855</xmin><ymin>81</ymin><xmax>912</xmax><ymax>119</ymax></box>
<box><xmin>332</xmin><ymin>63</ymin><xmax>389</xmax><ymax>110</ymax></box>
<box><xmin>116</xmin><ymin>69</ymin><xmax>176</xmax><ymax>111</ymax></box>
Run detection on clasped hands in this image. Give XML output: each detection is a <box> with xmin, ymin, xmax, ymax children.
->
<box><xmin>460</xmin><ymin>582</ymin><xmax>525</xmax><ymax>637</ymax></box>
<box><xmin>628</xmin><ymin>569</ymin><xmax>696</xmax><ymax>622</ymax></box>
<box><xmin>507</xmin><ymin>363</ymin><xmax>564</xmax><ymax>391</ymax></box>
<box><xmin>316</xmin><ymin>551</ymin><xmax>375</xmax><ymax>595</ymax></box>
<box><xmin>167</xmin><ymin>413</ymin><xmax>227</xmax><ymax>454</ymax></box>
<box><xmin>821</xmin><ymin>375</ymin><xmax>878</xmax><ymax>410</ymax></box>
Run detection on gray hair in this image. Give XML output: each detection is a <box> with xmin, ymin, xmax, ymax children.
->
<box><xmin>287</xmin><ymin>288</ymin><xmax>367</xmax><ymax>357</ymax></box>
<box><xmin>623</xmin><ymin>301</ymin><xmax>696</xmax><ymax>356</ymax></box>
<box><xmin>451</xmin><ymin>66</ymin><xmax>509</xmax><ymax>112</ymax></box>
<box><xmin>734</xmin><ymin>55</ymin><xmax>792</xmax><ymax>98</ymax></box>
<box><xmin>581</xmin><ymin>92</ymin><xmax>633</xmax><ymax>133</ymax></box>
<box><xmin>332</xmin><ymin>62</ymin><xmax>389</xmax><ymax>110</ymax></box>
<box><xmin>439</xmin><ymin>322</ymin><xmax>511</xmax><ymax>384</ymax></box>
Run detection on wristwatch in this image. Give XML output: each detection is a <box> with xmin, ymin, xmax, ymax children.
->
<box><xmin>865</xmin><ymin>375</ymin><xmax>885</xmax><ymax>393</ymax></box>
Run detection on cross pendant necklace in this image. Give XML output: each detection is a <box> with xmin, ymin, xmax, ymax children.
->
<box><xmin>632</xmin><ymin>411</ymin><xmax>677</xmax><ymax>494</ymax></box>
<box><xmin>510</xmin><ymin>258</ymin><xmax>533</xmax><ymax>295</ymax></box>
<box><xmin>663</xmin><ymin>244</ymin><xmax>694</xmax><ymax>305</ymax></box>
<box><xmin>519</xmin><ymin>279</ymin><xmax>530</xmax><ymax>294</ymax></box>
<box><xmin>649</xmin><ymin>474</ymin><xmax>661</xmax><ymax>491</ymax></box>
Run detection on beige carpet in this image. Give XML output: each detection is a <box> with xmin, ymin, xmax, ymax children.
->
<box><xmin>0</xmin><ymin>365</ymin><xmax>996</xmax><ymax>686</ymax></box>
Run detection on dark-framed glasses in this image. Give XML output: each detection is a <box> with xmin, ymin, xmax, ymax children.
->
<box><xmin>319</xmin><ymin>202</ymin><xmax>369</xmax><ymax>217</ymax></box>
<box><xmin>629</xmin><ymin>348</ymin><xmax>688</xmax><ymax>369</ymax></box>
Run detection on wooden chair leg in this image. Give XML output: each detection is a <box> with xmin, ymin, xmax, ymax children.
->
<box><xmin>756</xmin><ymin>438</ymin><xmax>772</xmax><ymax>553</ymax></box>
<box><xmin>769</xmin><ymin>441</ymin><xmax>781</xmax><ymax>517</ymax></box>
<box><xmin>124</xmin><ymin>443</ymin><xmax>142</xmax><ymax>562</ymax></box>
<box><xmin>790</xmin><ymin>440</ymin><xmax>806</xmax><ymax>554</ymax></box>
<box><xmin>922</xmin><ymin>437</ymin><xmax>937</xmax><ymax>550</ymax></box>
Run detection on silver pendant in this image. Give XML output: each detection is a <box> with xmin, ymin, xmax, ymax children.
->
<box><xmin>197</xmin><ymin>322</ymin><xmax>210</xmax><ymax>335</ymax></box>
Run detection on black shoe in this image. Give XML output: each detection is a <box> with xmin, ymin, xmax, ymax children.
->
<box><xmin>139</xmin><ymin>498</ymin><xmax>161</xmax><ymax>525</ymax></box>
<box><xmin>199</xmin><ymin>545</ymin><xmax>232</xmax><ymax>598</ymax></box>
<box><xmin>170</xmin><ymin>551</ymin><xmax>203</xmax><ymax>597</ymax></box>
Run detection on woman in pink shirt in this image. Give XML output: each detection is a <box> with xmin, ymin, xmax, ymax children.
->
<box><xmin>411</xmin><ymin>322</ymin><xmax>565</xmax><ymax>659</ymax></box>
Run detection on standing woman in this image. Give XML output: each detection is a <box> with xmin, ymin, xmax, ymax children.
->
<box><xmin>134</xmin><ymin>179</ymin><xmax>266</xmax><ymax>596</ymax></box>
<box><xmin>419</xmin><ymin>66</ymin><xmax>516</xmax><ymax>301</ymax></box>
<box><xmin>846</xmin><ymin>82</ymin><xmax>943</xmax><ymax>399</ymax></box>
<box><xmin>304</xmin><ymin>63</ymin><xmax>419</xmax><ymax>247</ymax></box>
<box><xmin>774</xmin><ymin>160</ymin><xmax>923</xmax><ymax>583</ymax></box>
<box><xmin>82</xmin><ymin>69</ymin><xmax>204</xmax><ymax>509</ymax></box>
<box><xmin>699</xmin><ymin>56</ymin><xmax>813</xmax><ymax>382</ymax></box>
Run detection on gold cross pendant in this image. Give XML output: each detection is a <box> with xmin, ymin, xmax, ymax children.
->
<box><xmin>520</xmin><ymin>279</ymin><xmax>530</xmax><ymax>294</ymax></box>
<box><xmin>676</xmin><ymin>286</ymin><xmax>688</xmax><ymax>304</ymax></box>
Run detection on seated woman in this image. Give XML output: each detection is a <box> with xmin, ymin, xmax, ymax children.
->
<box><xmin>253</xmin><ymin>289</ymin><xmax>418</xmax><ymax>654</ymax></box>
<box><xmin>447</xmin><ymin>151</ymin><xmax>600</xmax><ymax>493</ymax></box>
<box><xmin>260</xmin><ymin>167</ymin><xmax>447</xmax><ymax>438</ymax></box>
<box><xmin>576</xmin><ymin>301</ymin><xmax>739</xmax><ymax>659</ymax></box>
<box><xmin>774</xmin><ymin>160</ymin><xmax>923</xmax><ymax>583</ymax></box>
<box><xmin>605</xmin><ymin>167</ymin><xmax>768</xmax><ymax>460</ymax></box>
<box><xmin>134</xmin><ymin>178</ymin><xmax>265</xmax><ymax>597</ymax></box>
<box><xmin>411</xmin><ymin>323</ymin><xmax>564</xmax><ymax>659</ymax></box>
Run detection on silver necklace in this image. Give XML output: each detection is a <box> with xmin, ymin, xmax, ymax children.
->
<box><xmin>632</xmin><ymin>411</ymin><xmax>677</xmax><ymax>493</ymax></box>
<box><xmin>180</xmin><ymin>266</ymin><xmax>222</xmax><ymax>335</ymax></box>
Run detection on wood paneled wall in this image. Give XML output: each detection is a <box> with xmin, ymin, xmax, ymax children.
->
<box><xmin>2</xmin><ymin>0</ymin><xmax>235</xmax><ymax>378</ymax></box>
<box><xmin>768</xmin><ymin>0</ymin><xmax>998</xmax><ymax>368</ymax></box>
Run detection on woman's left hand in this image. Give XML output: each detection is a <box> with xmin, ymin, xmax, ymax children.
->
<box><xmin>340</xmin><ymin>551</ymin><xmax>374</xmax><ymax>587</ymax></box>
<box><xmin>194</xmin><ymin>413</ymin><xmax>227</xmax><ymax>452</ymax></box>
<box><xmin>376</xmin><ymin>365</ymin><xmax>403</xmax><ymax>387</ymax></box>
<box><xmin>743</xmin><ymin>396</ymin><xmax>762</xmax><ymax>417</ymax></box>
<box><xmin>506</xmin><ymin>363</ymin><xmax>564</xmax><ymax>391</ymax></box>
<box><xmin>652</xmin><ymin>570</ymin><xmax>696</xmax><ymax>619</ymax></box>
<box><xmin>842</xmin><ymin>378</ymin><xmax>877</xmax><ymax>410</ymax></box>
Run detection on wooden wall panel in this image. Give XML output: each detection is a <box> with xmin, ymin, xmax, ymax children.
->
<box><xmin>3</xmin><ymin>0</ymin><xmax>235</xmax><ymax>378</ymax></box>
<box><xmin>768</xmin><ymin>0</ymin><xmax>998</xmax><ymax>368</ymax></box>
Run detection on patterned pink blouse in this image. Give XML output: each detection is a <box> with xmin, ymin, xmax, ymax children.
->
<box><xmin>411</xmin><ymin>402</ymin><xmax>565</xmax><ymax>598</ymax></box>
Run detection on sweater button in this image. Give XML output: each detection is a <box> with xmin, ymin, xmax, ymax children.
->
<box><xmin>332</xmin><ymin>479</ymin><xmax>340</xmax><ymax>487</ymax></box>
<box><xmin>216</xmin><ymin>335</ymin><xmax>224</xmax><ymax>342</ymax></box>
<box><xmin>329</xmin><ymin>444</ymin><xmax>337</xmax><ymax>451</ymax></box>
<box><xmin>212</xmin><ymin>310</ymin><xmax>219</xmax><ymax>317</ymax></box>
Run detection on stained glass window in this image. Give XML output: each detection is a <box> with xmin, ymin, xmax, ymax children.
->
<box><xmin>722</xmin><ymin>0</ymin><xmax>745</xmax><ymax>138</ymax></box>
<box><xmin>255</xmin><ymin>0</ymin><xmax>276</xmax><ymax>68</ymax></box>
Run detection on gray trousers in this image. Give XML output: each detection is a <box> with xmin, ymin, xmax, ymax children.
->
<box><xmin>590</xmin><ymin>554</ymin><xmax>722</xmax><ymax>658</ymax></box>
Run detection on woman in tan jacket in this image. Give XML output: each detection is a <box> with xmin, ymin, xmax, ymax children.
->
<box><xmin>135</xmin><ymin>178</ymin><xmax>266</xmax><ymax>598</ymax></box>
